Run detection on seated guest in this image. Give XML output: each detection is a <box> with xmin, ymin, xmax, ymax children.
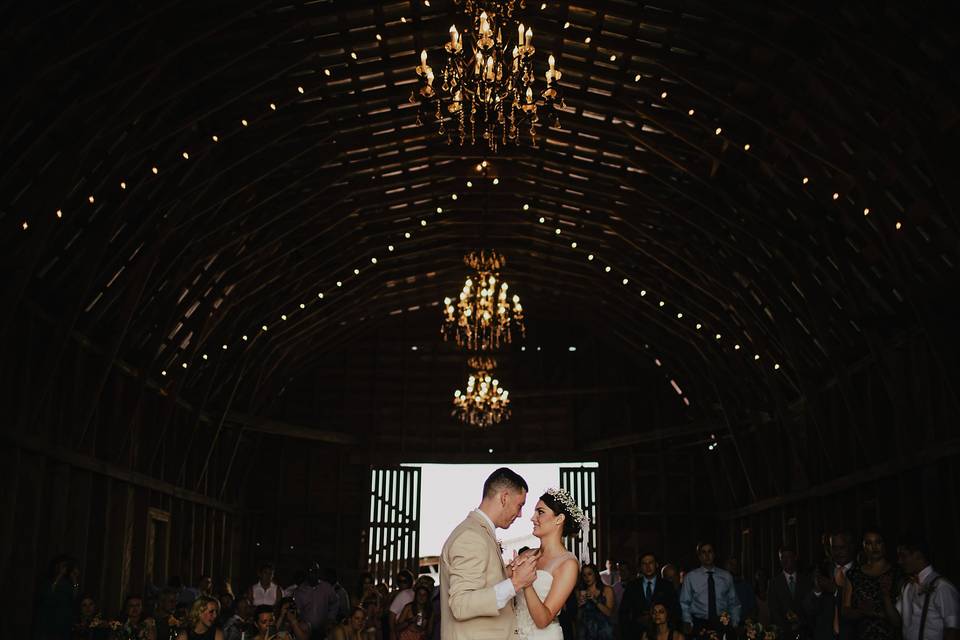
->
<box><xmin>679</xmin><ymin>542</ymin><xmax>742</xmax><ymax>635</ymax></box>
<box><xmin>250</xmin><ymin>605</ymin><xmax>287</xmax><ymax>640</ymax></box>
<box><xmin>176</xmin><ymin>597</ymin><xmax>223</xmax><ymax>640</ymax></box>
<box><xmin>118</xmin><ymin>594</ymin><xmax>157</xmax><ymax>640</ymax></box>
<box><xmin>153</xmin><ymin>588</ymin><xmax>181</xmax><ymax>640</ymax></box>
<box><xmin>359</xmin><ymin>595</ymin><xmax>384</xmax><ymax>640</ymax></box>
<box><xmin>276</xmin><ymin>598</ymin><xmax>310</xmax><ymax>640</ymax></box>
<box><xmin>769</xmin><ymin>546</ymin><xmax>811</xmax><ymax>635</ymax></box>
<box><xmin>621</xmin><ymin>552</ymin><xmax>680</xmax><ymax>639</ymax></box>
<box><xmin>642</xmin><ymin>602</ymin><xmax>687</xmax><ymax>640</ymax></box>
<box><xmin>395</xmin><ymin>586</ymin><xmax>433</xmax><ymax>640</ymax></box>
<box><xmin>843</xmin><ymin>529</ymin><xmax>901</xmax><ymax>640</ymax></box>
<box><xmin>330</xmin><ymin>607</ymin><xmax>368</xmax><ymax>640</ymax></box>
<box><xmin>895</xmin><ymin>533</ymin><xmax>959</xmax><ymax>640</ymax></box>
<box><xmin>803</xmin><ymin>559</ymin><xmax>841</xmax><ymax>640</ymax></box>
<box><xmin>223</xmin><ymin>596</ymin><xmax>254</xmax><ymax>640</ymax></box>
<box><xmin>74</xmin><ymin>594</ymin><xmax>109</xmax><ymax>640</ymax></box>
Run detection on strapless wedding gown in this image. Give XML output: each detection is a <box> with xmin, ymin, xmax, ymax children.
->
<box><xmin>516</xmin><ymin>570</ymin><xmax>564</xmax><ymax>640</ymax></box>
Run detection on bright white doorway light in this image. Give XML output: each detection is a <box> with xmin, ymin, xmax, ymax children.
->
<box><xmin>404</xmin><ymin>462</ymin><xmax>597</xmax><ymax>561</ymax></box>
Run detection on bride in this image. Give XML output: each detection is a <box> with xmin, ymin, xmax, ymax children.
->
<box><xmin>512</xmin><ymin>487</ymin><xmax>585</xmax><ymax>640</ymax></box>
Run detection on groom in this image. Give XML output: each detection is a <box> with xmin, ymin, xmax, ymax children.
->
<box><xmin>440</xmin><ymin>467</ymin><xmax>539</xmax><ymax>640</ymax></box>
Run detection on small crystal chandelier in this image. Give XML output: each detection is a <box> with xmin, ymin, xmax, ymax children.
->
<box><xmin>411</xmin><ymin>0</ymin><xmax>564</xmax><ymax>151</ymax></box>
<box><xmin>453</xmin><ymin>356</ymin><xmax>511</xmax><ymax>428</ymax></box>
<box><xmin>442</xmin><ymin>250</ymin><xmax>524</xmax><ymax>351</ymax></box>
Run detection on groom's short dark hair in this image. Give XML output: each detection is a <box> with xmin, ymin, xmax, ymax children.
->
<box><xmin>483</xmin><ymin>467</ymin><xmax>528</xmax><ymax>498</ymax></box>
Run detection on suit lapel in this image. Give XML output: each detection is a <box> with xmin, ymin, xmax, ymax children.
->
<box><xmin>468</xmin><ymin>511</ymin><xmax>507</xmax><ymax>577</ymax></box>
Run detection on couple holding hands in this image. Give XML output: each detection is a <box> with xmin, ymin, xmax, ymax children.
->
<box><xmin>438</xmin><ymin>468</ymin><xmax>588</xmax><ymax>640</ymax></box>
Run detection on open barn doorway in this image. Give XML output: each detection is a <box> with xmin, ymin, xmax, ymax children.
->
<box><xmin>366</xmin><ymin>463</ymin><xmax>598</xmax><ymax>585</ymax></box>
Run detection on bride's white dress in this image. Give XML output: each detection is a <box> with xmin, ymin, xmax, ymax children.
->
<box><xmin>515</xmin><ymin>552</ymin><xmax>577</xmax><ymax>640</ymax></box>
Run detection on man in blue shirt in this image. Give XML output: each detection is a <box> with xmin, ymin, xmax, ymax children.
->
<box><xmin>680</xmin><ymin>541</ymin><xmax>742</xmax><ymax>634</ymax></box>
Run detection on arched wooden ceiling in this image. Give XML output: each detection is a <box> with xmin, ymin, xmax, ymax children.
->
<box><xmin>3</xmin><ymin>0</ymin><xmax>958</xmax><ymax>453</ymax></box>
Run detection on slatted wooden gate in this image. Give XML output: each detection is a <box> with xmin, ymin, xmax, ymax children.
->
<box><xmin>367</xmin><ymin>466</ymin><xmax>422</xmax><ymax>585</ymax></box>
<box><xmin>561</xmin><ymin>466</ymin><xmax>598</xmax><ymax>564</ymax></box>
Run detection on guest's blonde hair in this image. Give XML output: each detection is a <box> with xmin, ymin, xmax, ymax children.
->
<box><xmin>188</xmin><ymin>596</ymin><xmax>220</xmax><ymax>628</ymax></box>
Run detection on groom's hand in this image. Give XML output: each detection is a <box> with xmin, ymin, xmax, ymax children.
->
<box><xmin>510</xmin><ymin>554</ymin><xmax>538</xmax><ymax>591</ymax></box>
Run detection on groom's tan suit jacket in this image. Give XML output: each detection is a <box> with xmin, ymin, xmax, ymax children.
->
<box><xmin>440</xmin><ymin>511</ymin><xmax>516</xmax><ymax>640</ymax></box>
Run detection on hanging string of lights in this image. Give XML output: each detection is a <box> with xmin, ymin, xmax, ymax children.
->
<box><xmin>16</xmin><ymin>14</ymin><xmax>921</xmax><ymax>391</ymax></box>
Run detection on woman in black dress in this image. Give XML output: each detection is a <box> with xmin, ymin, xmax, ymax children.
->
<box><xmin>842</xmin><ymin>529</ymin><xmax>901</xmax><ymax>640</ymax></box>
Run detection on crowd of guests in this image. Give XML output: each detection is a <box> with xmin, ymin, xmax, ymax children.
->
<box><xmin>31</xmin><ymin>529</ymin><xmax>958</xmax><ymax>640</ymax></box>
<box><xmin>596</xmin><ymin>530</ymin><xmax>958</xmax><ymax>640</ymax></box>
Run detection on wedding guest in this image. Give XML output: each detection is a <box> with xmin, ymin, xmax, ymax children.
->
<box><xmin>843</xmin><ymin>530</ymin><xmax>900</xmax><ymax>640</ymax></box>
<box><xmin>803</xmin><ymin>559</ymin><xmax>842</xmax><ymax>640</ymax></box>
<box><xmin>388</xmin><ymin>571</ymin><xmax>415</xmax><ymax>638</ymax></box>
<box><xmin>601</xmin><ymin>559</ymin><xmax>621</xmax><ymax>587</ymax></box>
<box><xmin>277</xmin><ymin>597</ymin><xmax>310</xmax><ymax>640</ymax></box>
<box><xmin>641</xmin><ymin>602</ymin><xmax>686</xmax><ymax>640</ymax></box>
<box><xmin>285</xmin><ymin>571</ymin><xmax>306</xmax><ymax>599</ymax></box>
<box><xmin>360</xmin><ymin>594</ymin><xmax>384</xmax><ymax>640</ymax></box>
<box><xmin>395</xmin><ymin>585</ymin><xmax>433</xmax><ymax>640</ymax></box>
<box><xmin>249</xmin><ymin>565</ymin><xmax>282</xmax><ymax>607</ymax></box>
<box><xmin>725</xmin><ymin>558</ymin><xmax>756</xmax><ymax>623</ymax></box>
<box><xmin>662</xmin><ymin>565</ymin><xmax>682</xmax><ymax>593</ymax></box>
<box><xmin>895</xmin><ymin>532</ymin><xmax>960</xmax><ymax>640</ymax></box>
<box><xmin>34</xmin><ymin>554</ymin><xmax>80</xmax><ymax>640</ymax></box>
<box><xmin>331</xmin><ymin>607</ymin><xmax>367</xmax><ymax>640</ymax></box>
<box><xmin>118</xmin><ymin>595</ymin><xmax>157</xmax><ymax>640</ymax></box>
<box><xmin>154</xmin><ymin>588</ymin><xmax>181</xmax><ymax>640</ymax></box>
<box><xmin>73</xmin><ymin>594</ymin><xmax>107</xmax><ymax>640</ymax></box>
<box><xmin>223</xmin><ymin>596</ymin><xmax>254</xmax><ymax>640</ymax></box>
<box><xmin>176</xmin><ymin>596</ymin><xmax>223</xmax><ymax>640</ymax></box>
<box><xmin>753</xmin><ymin>568</ymin><xmax>771</xmax><ymax>625</ymax></box>
<box><xmin>356</xmin><ymin>573</ymin><xmax>375</xmax><ymax>602</ymax></box>
<box><xmin>197</xmin><ymin>577</ymin><xmax>214</xmax><ymax>598</ymax></box>
<box><xmin>293</xmin><ymin>564</ymin><xmax>338</xmax><ymax>640</ymax></box>
<box><xmin>577</xmin><ymin>563</ymin><xmax>616</xmax><ymax>640</ymax></box>
<box><xmin>621</xmin><ymin>552</ymin><xmax>680</xmax><ymax>639</ymax></box>
<box><xmin>830</xmin><ymin>531</ymin><xmax>858</xmax><ymax>640</ymax></box>
<box><xmin>679</xmin><ymin>542</ymin><xmax>741</xmax><ymax>634</ymax></box>
<box><xmin>769</xmin><ymin>546</ymin><xmax>811</xmax><ymax>634</ymax></box>
<box><xmin>250</xmin><ymin>606</ymin><xmax>287</xmax><ymax>640</ymax></box>
<box><xmin>325</xmin><ymin>569</ymin><xmax>351</xmax><ymax>623</ymax></box>
<box><xmin>614</xmin><ymin>561</ymin><xmax>635</xmax><ymax>611</ymax></box>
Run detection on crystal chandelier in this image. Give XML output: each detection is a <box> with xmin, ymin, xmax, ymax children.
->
<box><xmin>453</xmin><ymin>356</ymin><xmax>511</xmax><ymax>428</ymax></box>
<box><xmin>411</xmin><ymin>0</ymin><xmax>564</xmax><ymax>151</ymax></box>
<box><xmin>442</xmin><ymin>250</ymin><xmax>524</xmax><ymax>351</ymax></box>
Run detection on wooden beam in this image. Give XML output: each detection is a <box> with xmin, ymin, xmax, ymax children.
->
<box><xmin>2</xmin><ymin>431</ymin><xmax>241</xmax><ymax>514</ymax></box>
<box><xmin>225</xmin><ymin>412</ymin><xmax>360</xmax><ymax>445</ymax></box>
<box><xmin>718</xmin><ymin>437</ymin><xmax>960</xmax><ymax>519</ymax></box>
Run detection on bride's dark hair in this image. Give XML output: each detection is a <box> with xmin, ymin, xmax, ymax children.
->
<box><xmin>540</xmin><ymin>492</ymin><xmax>581</xmax><ymax>537</ymax></box>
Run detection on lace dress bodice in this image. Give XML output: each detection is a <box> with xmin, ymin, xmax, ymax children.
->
<box><xmin>516</xmin><ymin>552</ymin><xmax>577</xmax><ymax>640</ymax></box>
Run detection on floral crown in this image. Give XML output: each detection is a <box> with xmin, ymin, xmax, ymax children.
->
<box><xmin>545</xmin><ymin>487</ymin><xmax>585</xmax><ymax>525</ymax></box>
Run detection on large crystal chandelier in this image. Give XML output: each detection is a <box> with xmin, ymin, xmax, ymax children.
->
<box><xmin>411</xmin><ymin>0</ymin><xmax>564</xmax><ymax>151</ymax></box>
<box><xmin>442</xmin><ymin>250</ymin><xmax>524</xmax><ymax>351</ymax></box>
<box><xmin>453</xmin><ymin>356</ymin><xmax>511</xmax><ymax>428</ymax></box>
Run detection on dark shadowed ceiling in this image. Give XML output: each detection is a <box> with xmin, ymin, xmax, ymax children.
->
<box><xmin>3</xmin><ymin>1</ymin><xmax>959</xmax><ymax>478</ymax></box>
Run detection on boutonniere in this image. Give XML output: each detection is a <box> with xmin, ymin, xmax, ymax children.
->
<box><xmin>497</xmin><ymin>539</ymin><xmax>504</xmax><ymax>554</ymax></box>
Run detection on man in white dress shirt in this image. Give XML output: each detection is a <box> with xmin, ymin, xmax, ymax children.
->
<box><xmin>895</xmin><ymin>535</ymin><xmax>959</xmax><ymax>640</ymax></box>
